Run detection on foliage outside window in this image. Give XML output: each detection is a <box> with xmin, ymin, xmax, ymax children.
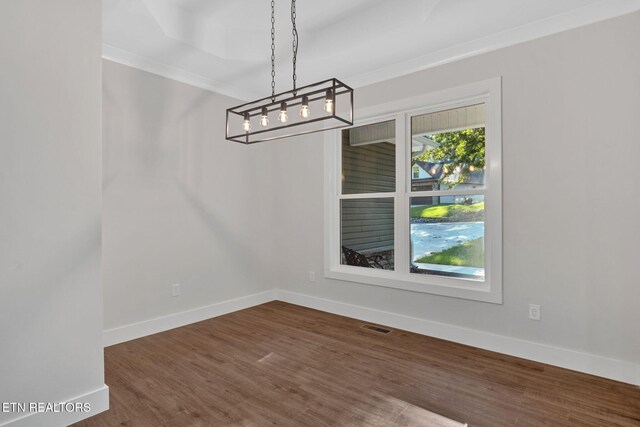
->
<box><xmin>410</xmin><ymin>104</ymin><xmax>486</xmax><ymax>281</ymax></box>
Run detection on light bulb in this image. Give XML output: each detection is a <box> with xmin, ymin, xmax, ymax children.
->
<box><xmin>243</xmin><ymin>112</ymin><xmax>251</xmax><ymax>132</ymax></box>
<box><xmin>300</xmin><ymin>96</ymin><xmax>310</xmax><ymax>118</ymax></box>
<box><xmin>469</xmin><ymin>165</ymin><xmax>476</xmax><ymax>172</ymax></box>
<box><xmin>278</xmin><ymin>102</ymin><xmax>288</xmax><ymax>123</ymax></box>
<box><xmin>260</xmin><ymin>107</ymin><xmax>269</xmax><ymax>127</ymax></box>
<box><xmin>324</xmin><ymin>89</ymin><xmax>334</xmax><ymax>113</ymax></box>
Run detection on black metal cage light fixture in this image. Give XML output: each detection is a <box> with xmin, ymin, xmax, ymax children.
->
<box><xmin>225</xmin><ymin>0</ymin><xmax>353</xmax><ymax>144</ymax></box>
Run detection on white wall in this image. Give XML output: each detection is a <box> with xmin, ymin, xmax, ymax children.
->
<box><xmin>0</xmin><ymin>1</ymin><xmax>107</xmax><ymax>426</ymax></box>
<box><xmin>102</xmin><ymin>61</ymin><xmax>275</xmax><ymax>334</ymax></box>
<box><xmin>261</xmin><ymin>11</ymin><xmax>640</xmax><ymax>370</ymax></box>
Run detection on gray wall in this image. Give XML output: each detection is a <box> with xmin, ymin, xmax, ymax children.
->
<box><xmin>0</xmin><ymin>1</ymin><xmax>106</xmax><ymax>424</ymax></box>
<box><xmin>258</xmin><ymin>11</ymin><xmax>640</xmax><ymax>366</ymax></box>
<box><xmin>102</xmin><ymin>61</ymin><xmax>274</xmax><ymax>331</ymax></box>
<box><xmin>99</xmin><ymin>10</ymin><xmax>640</xmax><ymax>383</ymax></box>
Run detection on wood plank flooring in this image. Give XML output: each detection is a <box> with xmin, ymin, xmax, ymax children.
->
<box><xmin>74</xmin><ymin>301</ymin><xmax>640</xmax><ymax>426</ymax></box>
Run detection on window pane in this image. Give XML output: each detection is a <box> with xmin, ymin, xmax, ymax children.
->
<box><xmin>342</xmin><ymin>120</ymin><xmax>395</xmax><ymax>194</ymax></box>
<box><xmin>410</xmin><ymin>195</ymin><xmax>484</xmax><ymax>281</ymax></box>
<box><xmin>411</xmin><ymin>104</ymin><xmax>485</xmax><ymax>192</ymax></box>
<box><xmin>341</xmin><ymin>198</ymin><xmax>394</xmax><ymax>270</ymax></box>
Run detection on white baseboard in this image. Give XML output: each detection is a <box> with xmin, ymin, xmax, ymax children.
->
<box><xmin>100</xmin><ymin>287</ymin><xmax>640</xmax><ymax>386</ymax></box>
<box><xmin>276</xmin><ymin>290</ymin><xmax>640</xmax><ymax>386</ymax></box>
<box><xmin>0</xmin><ymin>385</ymin><xmax>109</xmax><ymax>427</ymax></box>
<box><xmin>103</xmin><ymin>290</ymin><xmax>277</xmax><ymax>347</ymax></box>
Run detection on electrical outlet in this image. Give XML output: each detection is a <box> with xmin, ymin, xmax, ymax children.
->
<box><xmin>529</xmin><ymin>304</ymin><xmax>541</xmax><ymax>321</ymax></box>
<box><xmin>308</xmin><ymin>271</ymin><xmax>316</xmax><ymax>282</ymax></box>
<box><xmin>171</xmin><ymin>283</ymin><xmax>181</xmax><ymax>297</ymax></box>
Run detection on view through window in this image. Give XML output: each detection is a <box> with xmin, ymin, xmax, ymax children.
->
<box><xmin>410</xmin><ymin>104</ymin><xmax>486</xmax><ymax>280</ymax></box>
<box><xmin>340</xmin><ymin>120</ymin><xmax>395</xmax><ymax>270</ymax></box>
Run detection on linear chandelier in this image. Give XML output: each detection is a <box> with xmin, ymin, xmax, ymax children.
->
<box><xmin>225</xmin><ymin>0</ymin><xmax>353</xmax><ymax>144</ymax></box>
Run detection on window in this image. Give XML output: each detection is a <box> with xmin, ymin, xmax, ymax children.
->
<box><xmin>325</xmin><ymin>78</ymin><xmax>502</xmax><ymax>303</ymax></box>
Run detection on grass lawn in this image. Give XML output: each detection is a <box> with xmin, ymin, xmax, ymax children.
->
<box><xmin>410</xmin><ymin>201</ymin><xmax>484</xmax><ymax>219</ymax></box>
<box><xmin>415</xmin><ymin>237</ymin><xmax>484</xmax><ymax>267</ymax></box>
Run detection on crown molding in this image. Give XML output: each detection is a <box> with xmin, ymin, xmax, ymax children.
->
<box><xmin>346</xmin><ymin>0</ymin><xmax>640</xmax><ymax>89</ymax></box>
<box><xmin>102</xmin><ymin>44</ymin><xmax>252</xmax><ymax>101</ymax></box>
<box><xmin>104</xmin><ymin>0</ymin><xmax>640</xmax><ymax>101</ymax></box>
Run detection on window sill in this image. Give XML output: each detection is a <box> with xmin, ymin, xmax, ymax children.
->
<box><xmin>324</xmin><ymin>266</ymin><xmax>502</xmax><ymax>304</ymax></box>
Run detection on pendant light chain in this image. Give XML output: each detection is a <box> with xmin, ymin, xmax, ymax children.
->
<box><xmin>269</xmin><ymin>0</ymin><xmax>299</xmax><ymax>98</ymax></box>
<box><xmin>270</xmin><ymin>0</ymin><xmax>276</xmax><ymax>101</ymax></box>
<box><xmin>291</xmin><ymin>0</ymin><xmax>298</xmax><ymax>96</ymax></box>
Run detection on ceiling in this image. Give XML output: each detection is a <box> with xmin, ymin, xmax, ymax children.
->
<box><xmin>103</xmin><ymin>0</ymin><xmax>640</xmax><ymax>100</ymax></box>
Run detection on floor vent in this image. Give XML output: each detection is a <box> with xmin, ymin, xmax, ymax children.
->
<box><xmin>362</xmin><ymin>324</ymin><xmax>392</xmax><ymax>334</ymax></box>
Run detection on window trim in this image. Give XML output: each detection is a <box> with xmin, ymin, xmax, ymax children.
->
<box><xmin>324</xmin><ymin>78</ymin><xmax>502</xmax><ymax>304</ymax></box>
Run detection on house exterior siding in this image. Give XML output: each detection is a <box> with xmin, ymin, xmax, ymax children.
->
<box><xmin>341</xmin><ymin>135</ymin><xmax>394</xmax><ymax>252</ymax></box>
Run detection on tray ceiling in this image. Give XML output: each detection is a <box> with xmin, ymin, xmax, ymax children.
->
<box><xmin>103</xmin><ymin>0</ymin><xmax>640</xmax><ymax>100</ymax></box>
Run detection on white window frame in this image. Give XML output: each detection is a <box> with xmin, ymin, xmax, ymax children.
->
<box><xmin>324</xmin><ymin>78</ymin><xmax>502</xmax><ymax>304</ymax></box>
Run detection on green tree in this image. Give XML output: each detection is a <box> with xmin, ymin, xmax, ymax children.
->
<box><xmin>416</xmin><ymin>128</ymin><xmax>485</xmax><ymax>187</ymax></box>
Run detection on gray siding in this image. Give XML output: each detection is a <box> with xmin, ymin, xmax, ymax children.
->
<box><xmin>340</xmin><ymin>130</ymin><xmax>395</xmax><ymax>253</ymax></box>
<box><xmin>341</xmin><ymin>132</ymin><xmax>395</xmax><ymax>194</ymax></box>
<box><xmin>340</xmin><ymin>197</ymin><xmax>394</xmax><ymax>253</ymax></box>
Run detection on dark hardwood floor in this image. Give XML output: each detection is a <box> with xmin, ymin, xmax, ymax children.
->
<box><xmin>75</xmin><ymin>301</ymin><xmax>640</xmax><ymax>426</ymax></box>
